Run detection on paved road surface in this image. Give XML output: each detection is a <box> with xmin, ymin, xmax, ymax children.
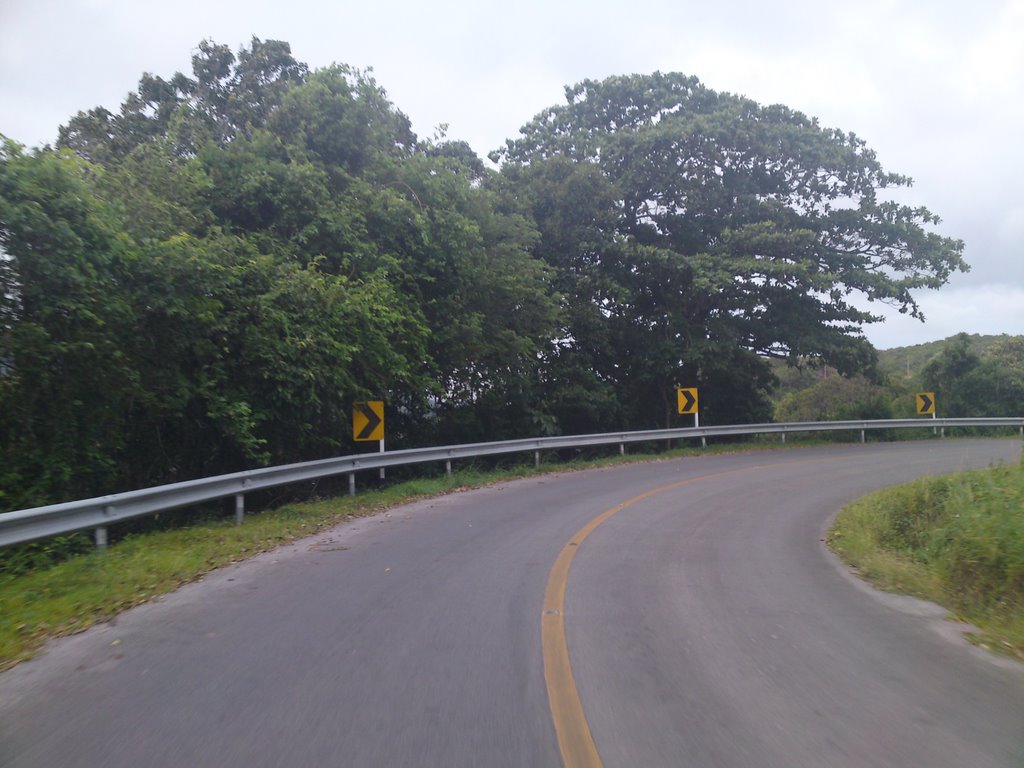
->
<box><xmin>1</xmin><ymin>440</ymin><xmax>1022</xmax><ymax>766</ymax></box>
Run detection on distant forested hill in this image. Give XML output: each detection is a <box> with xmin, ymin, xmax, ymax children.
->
<box><xmin>877</xmin><ymin>334</ymin><xmax>1021</xmax><ymax>381</ymax></box>
<box><xmin>769</xmin><ymin>333</ymin><xmax>1024</xmax><ymax>422</ymax></box>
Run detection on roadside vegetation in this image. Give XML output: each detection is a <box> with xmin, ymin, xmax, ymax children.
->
<box><xmin>828</xmin><ymin>458</ymin><xmax>1024</xmax><ymax>661</ymax></box>
<box><xmin>770</xmin><ymin>332</ymin><xmax>1024</xmax><ymax>424</ymax></box>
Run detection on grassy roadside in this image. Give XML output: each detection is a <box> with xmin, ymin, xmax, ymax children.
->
<box><xmin>1</xmin><ymin>441</ymin><xmax>762</xmax><ymax>672</ymax></box>
<box><xmin>827</xmin><ymin>458</ymin><xmax>1024</xmax><ymax>661</ymax></box>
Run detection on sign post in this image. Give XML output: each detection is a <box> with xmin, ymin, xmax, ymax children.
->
<box><xmin>677</xmin><ymin>387</ymin><xmax>702</xmax><ymax>446</ymax></box>
<box><xmin>916</xmin><ymin>392</ymin><xmax>937</xmax><ymax>436</ymax></box>
<box><xmin>353</xmin><ymin>400</ymin><xmax>386</xmax><ymax>478</ymax></box>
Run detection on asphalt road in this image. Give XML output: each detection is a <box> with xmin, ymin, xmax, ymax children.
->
<box><xmin>1</xmin><ymin>440</ymin><xmax>1023</xmax><ymax>767</ymax></box>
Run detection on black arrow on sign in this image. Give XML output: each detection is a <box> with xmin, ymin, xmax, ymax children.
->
<box><xmin>355</xmin><ymin>402</ymin><xmax>382</xmax><ymax>440</ymax></box>
<box><xmin>680</xmin><ymin>389</ymin><xmax>697</xmax><ymax>414</ymax></box>
<box><xmin>918</xmin><ymin>393</ymin><xmax>933</xmax><ymax>414</ymax></box>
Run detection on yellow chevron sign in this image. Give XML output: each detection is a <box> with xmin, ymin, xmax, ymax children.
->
<box><xmin>677</xmin><ymin>387</ymin><xmax>699</xmax><ymax>415</ymax></box>
<box><xmin>353</xmin><ymin>401</ymin><xmax>384</xmax><ymax>441</ymax></box>
<box><xmin>915</xmin><ymin>392</ymin><xmax>936</xmax><ymax>415</ymax></box>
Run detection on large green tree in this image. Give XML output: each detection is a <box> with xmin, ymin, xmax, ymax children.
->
<box><xmin>0</xmin><ymin>139</ymin><xmax>435</xmax><ymax>508</ymax></box>
<box><xmin>0</xmin><ymin>141</ymin><xmax>140</xmax><ymax>508</ymax></box>
<box><xmin>1</xmin><ymin>39</ymin><xmax>562</xmax><ymax>509</ymax></box>
<box><xmin>495</xmin><ymin>73</ymin><xmax>966</xmax><ymax>429</ymax></box>
<box><xmin>58</xmin><ymin>37</ymin><xmax>309</xmax><ymax>163</ymax></box>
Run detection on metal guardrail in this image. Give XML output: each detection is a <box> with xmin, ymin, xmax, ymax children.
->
<box><xmin>1</xmin><ymin>418</ymin><xmax>1021</xmax><ymax>549</ymax></box>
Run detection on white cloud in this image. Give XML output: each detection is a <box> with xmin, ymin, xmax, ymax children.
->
<box><xmin>951</xmin><ymin>0</ymin><xmax>1024</xmax><ymax>102</ymax></box>
<box><xmin>860</xmin><ymin>283</ymin><xmax>1024</xmax><ymax>349</ymax></box>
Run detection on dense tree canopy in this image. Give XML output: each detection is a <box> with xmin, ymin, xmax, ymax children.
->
<box><xmin>1</xmin><ymin>39</ymin><xmax>557</xmax><ymax>510</ymax></box>
<box><xmin>920</xmin><ymin>333</ymin><xmax>1024</xmax><ymax>418</ymax></box>
<box><xmin>494</xmin><ymin>73</ymin><xmax>966</xmax><ymax>427</ymax></box>
<box><xmin>0</xmin><ymin>42</ymin><xmax>970</xmax><ymax>510</ymax></box>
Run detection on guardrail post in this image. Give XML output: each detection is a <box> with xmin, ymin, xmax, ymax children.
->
<box><xmin>95</xmin><ymin>526</ymin><xmax>107</xmax><ymax>550</ymax></box>
<box><xmin>781</xmin><ymin>432</ymin><xmax>786</xmax><ymax>444</ymax></box>
<box><xmin>235</xmin><ymin>494</ymin><xmax>245</xmax><ymax>526</ymax></box>
<box><xmin>348</xmin><ymin>473</ymin><xmax>356</xmax><ymax>496</ymax></box>
<box><xmin>940</xmin><ymin>427</ymin><xmax>945</xmax><ymax>439</ymax></box>
<box><xmin>860</xmin><ymin>429</ymin><xmax>865</xmax><ymax>444</ymax></box>
<box><xmin>619</xmin><ymin>443</ymin><xmax>625</xmax><ymax>456</ymax></box>
<box><xmin>701</xmin><ymin>437</ymin><xmax>707</xmax><ymax>449</ymax></box>
<box><xmin>534</xmin><ymin>451</ymin><xmax>540</xmax><ymax>468</ymax></box>
<box><xmin>445</xmin><ymin>460</ymin><xmax>452</xmax><ymax>476</ymax></box>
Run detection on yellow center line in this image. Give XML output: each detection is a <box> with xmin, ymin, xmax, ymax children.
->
<box><xmin>541</xmin><ymin>457</ymin><xmax>834</xmax><ymax>767</ymax></box>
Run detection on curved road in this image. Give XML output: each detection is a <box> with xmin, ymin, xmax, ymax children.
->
<box><xmin>1</xmin><ymin>440</ymin><xmax>1023</xmax><ymax>767</ymax></box>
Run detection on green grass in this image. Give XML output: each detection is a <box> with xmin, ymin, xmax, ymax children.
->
<box><xmin>0</xmin><ymin>441</ymin><xmax>761</xmax><ymax>671</ymax></box>
<box><xmin>828</xmin><ymin>458</ymin><xmax>1024</xmax><ymax>661</ymax></box>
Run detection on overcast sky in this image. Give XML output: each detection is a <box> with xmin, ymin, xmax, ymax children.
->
<box><xmin>1</xmin><ymin>0</ymin><xmax>1021</xmax><ymax>350</ymax></box>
